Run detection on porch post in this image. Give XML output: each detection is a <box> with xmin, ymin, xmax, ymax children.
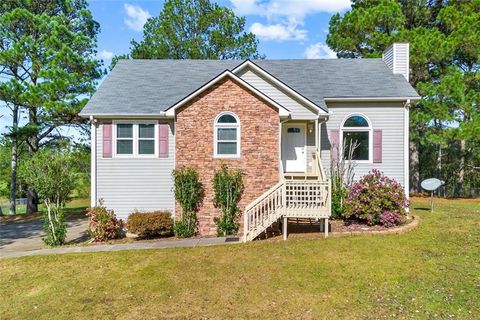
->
<box><xmin>324</xmin><ymin>218</ymin><xmax>329</xmax><ymax>237</ymax></box>
<box><xmin>283</xmin><ymin>216</ymin><xmax>288</xmax><ymax>240</ymax></box>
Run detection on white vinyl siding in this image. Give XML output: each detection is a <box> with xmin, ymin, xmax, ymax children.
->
<box><xmin>238</xmin><ymin>69</ymin><xmax>318</xmax><ymax>120</ymax></box>
<box><xmin>95</xmin><ymin>120</ymin><xmax>175</xmax><ymax>219</ymax></box>
<box><xmin>321</xmin><ymin>102</ymin><xmax>406</xmax><ymax>187</ymax></box>
<box><xmin>382</xmin><ymin>43</ymin><xmax>409</xmax><ymax>81</ymax></box>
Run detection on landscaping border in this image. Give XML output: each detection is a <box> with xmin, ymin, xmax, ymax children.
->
<box><xmin>329</xmin><ymin>215</ymin><xmax>419</xmax><ymax>238</ymax></box>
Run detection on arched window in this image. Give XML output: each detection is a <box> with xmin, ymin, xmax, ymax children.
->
<box><xmin>340</xmin><ymin>114</ymin><xmax>372</xmax><ymax>161</ymax></box>
<box><xmin>214</xmin><ymin>112</ymin><xmax>240</xmax><ymax>157</ymax></box>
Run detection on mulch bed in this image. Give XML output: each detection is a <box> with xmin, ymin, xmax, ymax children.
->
<box><xmin>0</xmin><ymin>212</ymin><xmax>42</xmax><ymax>223</ymax></box>
<box><xmin>330</xmin><ymin>220</ymin><xmax>394</xmax><ymax>232</ymax></box>
<box><xmin>264</xmin><ymin>217</ymin><xmax>416</xmax><ymax>240</ymax></box>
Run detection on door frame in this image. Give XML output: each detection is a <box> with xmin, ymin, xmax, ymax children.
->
<box><xmin>281</xmin><ymin>122</ymin><xmax>307</xmax><ymax>173</ymax></box>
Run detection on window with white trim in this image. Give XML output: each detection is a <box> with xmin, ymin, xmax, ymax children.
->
<box><xmin>214</xmin><ymin>112</ymin><xmax>240</xmax><ymax>157</ymax></box>
<box><xmin>341</xmin><ymin>115</ymin><xmax>371</xmax><ymax>161</ymax></box>
<box><xmin>114</xmin><ymin>121</ymin><xmax>157</xmax><ymax>157</ymax></box>
<box><xmin>116</xmin><ymin>123</ymin><xmax>133</xmax><ymax>154</ymax></box>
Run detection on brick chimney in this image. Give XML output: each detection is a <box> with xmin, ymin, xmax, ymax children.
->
<box><xmin>382</xmin><ymin>43</ymin><xmax>410</xmax><ymax>81</ymax></box>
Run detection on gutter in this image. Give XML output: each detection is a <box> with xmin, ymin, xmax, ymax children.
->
<box><xmin>79</xmin><ymin>111</ymin><xmax>171</xmax><ymax>119</ymax></box>
<box><xmin>324</xmin><ymin>97</ymin><xmax>421</xmax><ymax>102</ymax></box>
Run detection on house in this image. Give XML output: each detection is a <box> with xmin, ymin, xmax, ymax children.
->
<box><xmin>80</xmin><ymin>43</ymin><xmax>420</xmax><ymax>241</ymax></box>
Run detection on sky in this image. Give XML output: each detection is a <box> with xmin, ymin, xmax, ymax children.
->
<box><xmin>92</xmin><ymin>0</ymin><xmax>351</xmax><ymax>63</ymax></box>
<box><xmin>1</xmin><ymin>0</ymin><xmax>352</xmax><ymax>136</ymax></box>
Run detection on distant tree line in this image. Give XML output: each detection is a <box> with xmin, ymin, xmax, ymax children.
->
<box><xmin>327</xmin><ymin>0</ymin><xmax>479</xmax><ymax>197</ymax></box>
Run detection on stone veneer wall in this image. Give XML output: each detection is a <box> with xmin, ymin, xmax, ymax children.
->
<box><xmin>175</xmin><ymin>78</ymin><xmax>280</xmax><ymax>236</ymax></box>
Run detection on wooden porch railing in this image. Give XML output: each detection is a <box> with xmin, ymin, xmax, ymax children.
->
<box><xmin>243</xmin><ymin>179</ymin><xmax>331</xmax><ymax>242</ymax></box>
<box><xmin>312</xmin><ymin>149</ymin><xmax>326</xmax><ymax>181</ymax></box>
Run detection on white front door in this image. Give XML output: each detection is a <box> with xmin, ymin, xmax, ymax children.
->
<box><xmin>282</xmin><ymin>124</ymin><xmax>307</xmax><ymax>172</ymax></box>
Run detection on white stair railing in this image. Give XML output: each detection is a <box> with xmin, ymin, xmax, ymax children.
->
<box><xmin>243</xmin><ymin>181</ymin><xmax>285</xmax><ymax>242</ymax></box>
<box><xmin>243</xmin><ymin>179</ymin><xmax>331</xmax><ymax>242</ymax></box>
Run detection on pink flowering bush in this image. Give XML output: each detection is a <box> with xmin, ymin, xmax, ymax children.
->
<box><xmin>87</xmin><ymin>201</ymin><xmax>124</xmax><ymax>242</ymax></box>
<box><xmin>343</xmin><ymin>170</ymin><xmax>409</xmax><ymax>226</ymax></box>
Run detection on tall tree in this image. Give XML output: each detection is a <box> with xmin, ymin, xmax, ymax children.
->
<box><xmin>326</xmin><ymin>0</ymin><xmax>479</xmax><ymax>196</ymax></box>
<box><xmin>114</xmin><ymin>0</ymin><xmax>262</xmax><ymax>65</ymax></box>
<box><xmin>0</xmin><ymin>0</ymin><xmax>102</xmax><ymax>213</ymax></box>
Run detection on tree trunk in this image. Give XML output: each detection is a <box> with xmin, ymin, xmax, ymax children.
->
<box><xmin>458</xmin><ymin>139</ymin><xmax>466</xmax><ymax>197</ymax></box>
<box><xmin>26</xmin><ymin>108</ymin><xmax>39</xmax><ymax>214</ymax></box>
<box><xmin>9</xmin><ymin>104</ymin><xmax>19</xmax><ymax>215</ymax></box>
<box><xmin>410</xmin><ymin>140</ymin><xmax>420</xmax><ymax>194</ymax></box>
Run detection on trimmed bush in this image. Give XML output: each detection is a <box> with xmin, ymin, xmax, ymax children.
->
<box><xmin>343</xmin><ymin>169</ymin><xmax>409</xmax><ymax>226</ymax></box>
<box><xmin>126</xmin><ymin>211</ymin><xmax>173</xmax><ymax>239</ymax></box>
<box><xmin>87</xmin><ymin>201</ymin><xmax>124</xmax><ymax>242</ymax></box>
<box><xmin>212</xmin><ymin>164</ymin><xmax>243</xmax><ymax>236</ymax></box>
<box><xmin>173</xmin><ymin>220</ymin><xmax>194</xmax><ymax>238</ymax></box>
<box><xmin>172</xmin><ymin>167</ymin><xmax>203</xmax><ymax>238</ymax></box>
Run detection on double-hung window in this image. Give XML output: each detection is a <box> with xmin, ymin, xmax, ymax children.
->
<box><xmin>214</xmin><ymin>112</ymin><xmax>240</xmax><ymax>158</ymax></box>
<box><xmin>116</xmin><ymin>124</ymin><xmax>134</xmax><ymax>155</ymax></box>
<box><xmin>138</xmin><ymin>123</ymin><xmax>155</xmax><ymax>155</ymax></box>
<box><xmin>114</xmin><ymin>121</ymin><xmax>157</xmax><ymax>157</ymax></box>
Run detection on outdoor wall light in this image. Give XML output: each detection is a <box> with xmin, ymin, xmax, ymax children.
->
<box><xmin>307</xmin><ymin>123</ymin><xmax>314</xmax><ymax>134</ymax></box>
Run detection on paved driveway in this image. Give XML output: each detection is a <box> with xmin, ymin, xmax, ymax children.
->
<box><xmin>0</xmin><ymin>216</ymin><xmax>89</xmax><ymax>258</ymax></box>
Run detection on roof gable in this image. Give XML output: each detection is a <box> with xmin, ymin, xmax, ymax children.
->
<box><xmin>233</xmin><ymin>60</ymin><xmax>328</xmax><ymax>115</ymax></box>
<box><xmin>164</xmin><ymin>70</ymin><xmax>290</xmax><ymax>117</ymax></box>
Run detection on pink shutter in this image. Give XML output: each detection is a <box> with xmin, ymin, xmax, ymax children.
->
<box><xmin>102</xmin><ymin>122</ymin><xmax>112</xmax><ymax>158</ymax></box>
<box><xmin>159</xmin><ymin>123</ymin><xmax>169</xmax><ymax>158</ymax></box>
<box><xmin>373</xmin><ymin>129</ymin><xmax>382</xmax><ymax>163</ymax></box>
<box><xmin>330</xmin><ymin>129</ymin><xmax>340</xmax><ymax>162</ymax></box>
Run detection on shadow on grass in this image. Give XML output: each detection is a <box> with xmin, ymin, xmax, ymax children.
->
<box><xmin>414</xmin><ymin>207</ymin><xmax>431</xmax><ymax>211</ymax></box>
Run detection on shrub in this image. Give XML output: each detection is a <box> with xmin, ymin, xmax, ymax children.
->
<box><xmin>87</xmin><ymin>201</ymin><xmax>124</xmax><ymax>242</ymax></box>
<box><xmin>331</xmin><ymin>184</ymin><xmax>348</xmax><ymax>220</ymax></box>
<box><xmin>172</xmin><ymin>167</ymin><xmax>203</xmax><ymax>238</ymax></box>
<box><xmin>126</xmin><ymin>211</ymin><xmax>173</xmax><ymax>239</ymax></box>
<box><xmin>173</xmin><ymin>220</ymin><xmax>194</xmax><ymax>238</ymax></box>
<box><xmin>343</xmin><ymin>169</ymin><xmax>409</xmax><ymax>226</ymax></box>
<box><xmin>212</xmin><ymin>164</ymin><xmax>243</xmax><ymax>236</ymax></box>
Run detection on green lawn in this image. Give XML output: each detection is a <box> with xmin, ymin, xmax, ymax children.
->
<box><xmin>0</xmin><ymin>198</ymin><xmax>89</xmax><ymax>222</ymax></box>
<box><xmin>1</xmin><ymin>198</ymin><xmax>479</xmax><ymax>319</ymax></box>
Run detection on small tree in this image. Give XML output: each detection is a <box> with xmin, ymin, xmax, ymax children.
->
<box><xmin>172</xmin><ymin>167</ymin><xmax>203</xmax><ymax>238</ymax></box>
<box><xmin>21</xmin><ymin>151</ymin><xmax>75</xmax><ymax>246</ymax></box>
<box><xmin>212</xmin><ymin>164</ymin><xmax>243</xmax><ymax>236</ymax></box>
<box><xmin>330</xmin><ymin>139</ymin><xmax>358</xmax><ymax>219</ymax></box>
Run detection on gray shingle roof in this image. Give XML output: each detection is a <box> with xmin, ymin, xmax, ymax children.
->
<box><xmin>80</xmin><ymin>59</ymin><xmax>419</xmax><ymax>116</ymax></box>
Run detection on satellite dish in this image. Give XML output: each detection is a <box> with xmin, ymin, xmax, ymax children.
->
<box><xmin>421</xmin><ymin>178</ymin><xmax>445</xmax><ymax>211</ymax></box>
<box><xmin>421</xmin><ymin>178</ymin><xmax>444</xmax><ymax>192</ymax></box>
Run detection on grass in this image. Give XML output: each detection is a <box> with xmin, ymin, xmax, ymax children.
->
<box><xmin>0</xmin><ymin>197</ymin><xmax>479</xmax><ymax>319</ymax></box>
<box><xmin>0</xmin><ymin>197</ymin><xmax>26</xmax><ymax>215</ymax></box>
<box><xmin>0</xmin><ymin>198</ymin><xmax>89</xmax><ymax>223</ymax></box>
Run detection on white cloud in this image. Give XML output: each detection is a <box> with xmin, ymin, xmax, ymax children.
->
<box><xmin>250</xmin><ymin>21</ymin><xmax>307</xmax><ymax>41</ymax></box>
<box><xmin>304</xmin><ymin>42</ymin><xmax>337</xmax><ymax>59</ymax></box>
<box><xmin>230</xmin><ymin>0</ymin><xmax>350</xmax><ymax>20</ymax></box>
<box><xmin>230</xmin><ymin>0</ymin><xmax>350</xmax><ymax>42</ymax></box>
<box><xmin>123</xmin><ymin>3</ymin><xmax>151</xmax><ymax>32</ymax></box>
<box><xmin>97</xmin><ymin>50</ymin><xmax>114</xmax><ymax>60</ymax></box>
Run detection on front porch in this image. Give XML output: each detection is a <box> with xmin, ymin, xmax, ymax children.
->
<box><xmin>280</xmin><ymin>119</ymin><xmax>327</xmax><ymax>181</ymax></box>
<box><xmin>243</xmin><ymin>118</ymin><xmax>331</xmax><ymax>242</ymax></box>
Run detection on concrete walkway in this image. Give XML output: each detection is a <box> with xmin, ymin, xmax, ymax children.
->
<box><xmin>1</xmin><ymin>236</ymin><xmax>240</xmax><ymax>259</ymax></box>
<box><xmin>0</xmin><ymin>217</ymin><xmax>90</xmax><ymax>258</ymax></box>
<box><xmin>1</xmin><ymin>213</ymin><xmax>241</xmax><ymax>259</ymax></box>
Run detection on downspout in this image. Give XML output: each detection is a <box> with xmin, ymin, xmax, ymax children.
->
<box><xmin>404</xmin><ymin>99</ymin><xmax>410</xmax><ymax>208</ymax></box>
<box><xmin>90</xmin><ymin>116</ymin><xmax>97</xmax><ymax>208</ymax></box>
<box><xmin>316</xmin><ymin>115</ymin><xmax>329</xmax><ymax>181</ymax></box>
